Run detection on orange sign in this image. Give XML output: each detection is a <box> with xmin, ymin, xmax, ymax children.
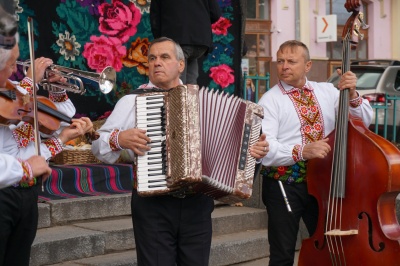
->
<box><xmin>317</xmin><ymin>15</ymin><xmax>337</xmax><ymax>43</ymax></box>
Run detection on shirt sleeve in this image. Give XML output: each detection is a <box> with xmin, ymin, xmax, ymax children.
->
<box><xmin>349</xmin><ymin>97</ymin><xmax>373</xmax><ymax>127</ymax></box>
<box><xmin>0</xmin><ymin>153</ymin><xmax>23</xmax><ymax>189</ymax></box>
<box><xmin>91</xmin><ymin>95</ymin><xmax>137</xmax><ymax>164</ymax></box>
<box><xmin>258</xmin><ymin>90</ymin><xmax>297</xmax><ymax>167</ymax></box>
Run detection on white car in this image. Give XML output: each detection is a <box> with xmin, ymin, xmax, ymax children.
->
<box><xmin>327</xmin><ymin>60</ymin><xmax>400</xmax><ymax>142</ymax></box>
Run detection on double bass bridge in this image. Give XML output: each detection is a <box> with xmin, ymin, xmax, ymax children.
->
<box><xmin>325</xmin><ymin>229</ymin><xmax>359</xmax><ymax>236</ymax></box>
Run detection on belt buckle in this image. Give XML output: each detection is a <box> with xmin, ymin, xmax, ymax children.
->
<box><xmin>169</xmin><ymin>187</ymin><xmax>194</xmax><ymax>198</ymax></box>
<box><xmin>172</xmin><ymin>192</ymin><xmax>187</xmax><ymax>198</ymax></box>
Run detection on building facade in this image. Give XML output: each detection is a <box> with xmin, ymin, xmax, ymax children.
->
<box><xmin>244</xmin><ymin>0</ymin><xmax>400</xmax><ymax>95</ymax></box>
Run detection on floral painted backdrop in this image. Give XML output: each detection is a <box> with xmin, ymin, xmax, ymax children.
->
<box><xmin>13</xmin><ymin>0</ymin><xmax>244</xmax><ymax>120</ymax></box>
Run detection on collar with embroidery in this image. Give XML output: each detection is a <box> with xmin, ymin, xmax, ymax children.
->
<box><xmin>278</xmin><ymin>80</ymin><xmax>314</xmax><ymax>94</ymax></box>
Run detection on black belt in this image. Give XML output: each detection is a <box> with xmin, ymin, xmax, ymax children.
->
<box><xmin>168</xmin><ymin>187</ymin><xmax>197</xmax><ymax>198</ymax></box>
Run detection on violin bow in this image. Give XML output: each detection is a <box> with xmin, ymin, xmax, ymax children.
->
<box><xmin>27</xmin><ymin>17</ymin><xmax>45</xmax><ymax>190</ymax></box>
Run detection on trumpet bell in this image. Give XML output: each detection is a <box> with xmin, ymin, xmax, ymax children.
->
<box><xmin>16</xmin><ymin>60</ymin><xmax>117</xmax><ymax>95</ymax></box>
<box><xmin>99</xmin><ymin>66</ymin><xmax>116</xmax><ymax>94</ymax></box>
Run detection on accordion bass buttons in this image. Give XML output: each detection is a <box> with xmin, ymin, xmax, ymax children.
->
<box><xmin>239</xmin><ymin>124</ymin><xmax>252</xmax><ymax>170</ymax></box>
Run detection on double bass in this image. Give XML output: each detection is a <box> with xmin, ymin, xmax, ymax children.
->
<box><xmin>298</xmin><ymin>7</ymin><xmax>400</xmax><ymax>266</ymax></box>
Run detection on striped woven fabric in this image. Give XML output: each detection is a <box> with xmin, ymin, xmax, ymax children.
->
<box><xmin>38</xmin><ymin>164</ymin><xmax>134</xmax><ymax>201</ymax></box>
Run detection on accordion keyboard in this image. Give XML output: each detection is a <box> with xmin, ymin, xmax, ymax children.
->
<box><xmin>136</xmin><ymin>94</ymin><xmax>168</xmax><ymax>191</ymax></box>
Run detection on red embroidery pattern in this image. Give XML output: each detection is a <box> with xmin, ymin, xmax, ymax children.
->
<box><xmin>49</xmin><ymin>91</ymin><xmax>69</xmax><ymax>102</ymax></box>
<box><xmin>292</xmin><ymin>144</ymin><xmax>302</xmax><ymax>162</ymax></box>
<box><xmin>350</xmin><ymin>96</ymin><xmax>363</xmax><ymax>108</ymax></box>
<box><xmin>287</xmin><ymin>88</ymin><xmax>324</xmax><ymax>144</ymax></box>
<box><xmin>43</xmin><ymin>137</ymin><xmax>64</xmax><ymax>157</ymax></box>
<box><xmin>19</xmin><ymin>77</ymin><xmax>34</xmax><ymax>95</ymax></box>
<box><xmin>12</xmin><ymin>123</ymin><xmax>35</xmax><ymax>148</ymax></box>
<box><xmin>110</xmin><ymin>129</ymin><xmax>122</xmax><ymax>151</ymax></box>
<box><xmin>17</xmin><ymin>158</ymin><xmax>37</xmax><ymax>188</ymax></box>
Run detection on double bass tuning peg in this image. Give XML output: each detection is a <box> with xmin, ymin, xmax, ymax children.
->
<box><xmin>357</xmin><ymin>12</ymin><xmax>369</xmax><ymax>30</ymax></box>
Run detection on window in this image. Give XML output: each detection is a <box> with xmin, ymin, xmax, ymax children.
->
<box><xmin>326</xmin><ymin>0</ymin><xmax>368</xmax><ymax>60</ymax></box>
<box><xmin>244</xmin><ymin>0</ymin><xmax>272</xmax><ymax>90</ymax></box>
<box><xmin>246</xmin><ymin>0</ymin><xmax>270</xmax><ymax>20</ymax></box>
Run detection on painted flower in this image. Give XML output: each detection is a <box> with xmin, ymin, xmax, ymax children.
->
<box><xmin>122</xmin><ymin>37</ymin><xmax>150</xmax><ymax>75</ymax></box>
<box><xmin>209</xmin><ymin>64</ymin><xmax>234</xmax><ymax>88</ymax></box>
<box><xmin>217</xmin><ymin>0</ymin><xmax>232</xmax><ymax>8</ymax></box>
<box><xmin>56</xmin><ymin>31</ymin><xmax>81</xmax><ymax>61</ymax></box>
<box><xmin>212</xmin><ymin>17</ymin><xmax>232</xmax><ymax>36</ymax></box>
<box><xmin>208</xmin><ymin>43</ymin><xmax>234</xmax><ymax>64</ymax></box>
<box><xmin>77</xmin><ymin>0</ymin><xmax>105</xmax><ymax>16</ymax></box>
<box><xmin>130</xmin><ymin>0</ymin><xmax>151</xmax><ymax>14</ymax></box>
<box><xmin>98</xmin><ymin>110</ymin><xmax>112</xmax><ymax>119</ymax></box>
<box><xmin>14</xmin><ymin>0</ymin><xmax>23</xmax><ymax>21</ymax></box>
<box><xmin>98</xmin><ymin>0</ymin><xmax>142</xmax><ymax>43</ymax></box>
<box><xmin>82</xmin><ymin>35</ymin><xmax>127</xmax><ymax>72</ymax></box>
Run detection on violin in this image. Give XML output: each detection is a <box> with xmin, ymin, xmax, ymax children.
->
<box><xmin>0</xmin><ymin>80</ymin><xmax>72</xmax><ymax>135</ymax></box>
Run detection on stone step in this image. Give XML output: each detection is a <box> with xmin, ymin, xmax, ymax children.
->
<box><xmin>46</xmin><ymin>229</ymin><xmax>269</xmax><ymax>266</ymax></box>
<box><xmin>230</xmin><ymin>252</ymin><xmax>299</xmax><ymax>266</ymax></box>
<box><xmin>32</xmin><ymin>205</ymin><xmax>268</xmax><ymax>265</ymax></box>
<box><xmin>38</xmin><ymin>194</ymin><xmax>132</xmax><ymax>228</ymax></box>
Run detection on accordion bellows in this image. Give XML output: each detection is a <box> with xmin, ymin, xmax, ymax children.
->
<box><xmin>135</xmin><ymin>85</ymin><xmax>263</xmax><ymax>204</ymax></box>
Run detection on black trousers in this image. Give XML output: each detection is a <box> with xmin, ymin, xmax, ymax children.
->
<box><xmin>262</xmin><ymin>178</ymin><xmax>318</xmax><ymax>266</ymax></box>
<box><xmin>0</xmin><ymin>185</ymin><xmax>39</xmax><ymax>266</ymax></box>
<box><xmin>131</xmin><ymin>189</ymin><xmax>214</xmax><ymax>266</ymax></box>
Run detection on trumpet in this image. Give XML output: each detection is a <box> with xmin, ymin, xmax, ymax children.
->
<box><xmin>16</xmin><ymin>61</ymin><xmax>116</xmax><ymax>95</ymax></box>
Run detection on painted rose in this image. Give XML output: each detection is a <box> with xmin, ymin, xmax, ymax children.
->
<box><xmin>98</xmin><ymin>0</ymin><xmax>142</xmax><ymax>43</ymax></box>
<box><xmin>212</xmin><ymin>17</ymin><xmax>232</xmax><ymax>36</ymax></box>
<box><xmin>122</xmin><ymin>37</ymin><xmax>150</xmax><ymax>75</ymax></box>
<box><xmin>209</xmin><ymin>64</ymin><xmax>234</xmax><ymax>88</ymax></box>
<box><xmin>82</xmin><ymin>35</ymin><xmax>127</xmax><ymax>72</ymax></box>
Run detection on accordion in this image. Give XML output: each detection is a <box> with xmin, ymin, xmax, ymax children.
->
<box><xmin>135</xmin><ymin>85</ymin><xmax>263</xmax><ymax>203</ymax></box>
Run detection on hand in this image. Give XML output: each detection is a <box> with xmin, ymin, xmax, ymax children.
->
<box><xmin>26</xmin><ymin>155</ymin><xmax>52</xmax><ymax>182</ymax></box>
<box><xmin>46</xmin><ymin>70</ymin><xmax>67</xmax><ymax>84</ymax></box>
<box><xmin>344</xmin><ymin>0</ymin><xmax>361</xmax><ymax>12</ymax></box>
<box><xmin>118</xmin><ymin>128</ymin><xmax>151</xmax><ymax>156</ymax></box>
<box><xmin>336</xmin><ymin>69</ymin><xmax>358</xmax><ymax>100</ymax></box>
<box><xmin>58</xmin><ymin>117</ymin><xmax>93</xmax><ymax>143</ymax></box>
<box><xmin>249</xmin><ymin>133</ymin><xmax>269</xmax><ymax>159</ymax></box>
<box><xmin>302</xmin><ymin>138</ymin><xmax>331</xmax><ymax>160</ymax></box>
<box><xmin>26</xmin><ymin>57</ymin><xmax>53</xmax><ymax>83</ymax></box>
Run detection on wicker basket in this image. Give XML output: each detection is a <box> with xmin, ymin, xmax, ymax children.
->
<box><xmin>53</xmin><ymin>149</ymin><xmax>101</xmax><ymax>165</ymax></box>
<box><xmin>52</xmin><ymin>119</ymin><xmax>125</xmax><ymax>165</ymax></box>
